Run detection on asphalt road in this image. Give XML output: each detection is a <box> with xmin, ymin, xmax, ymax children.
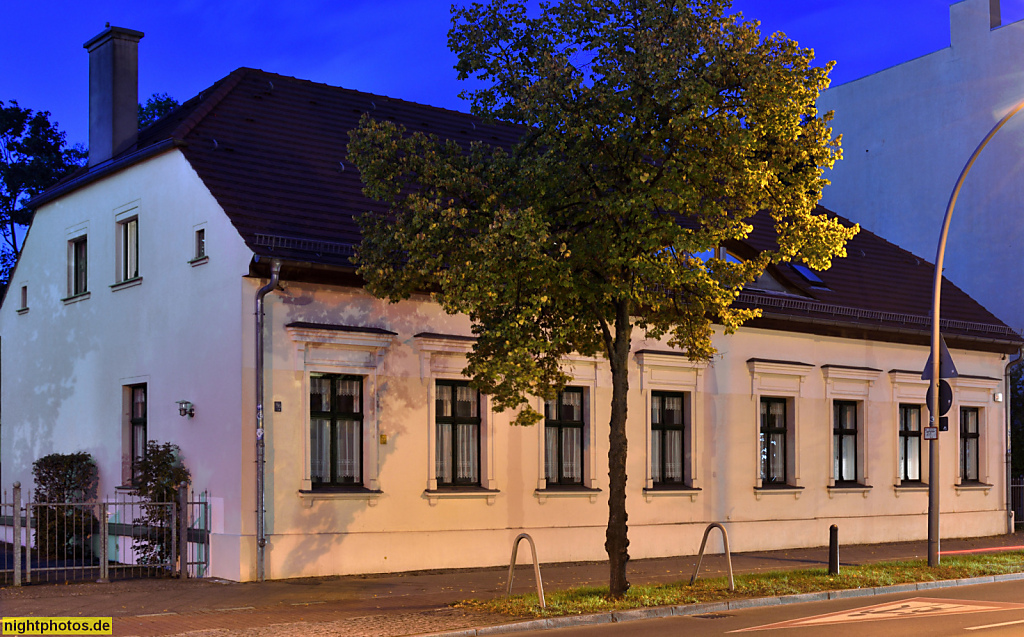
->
<box><xmin>509</xmin><ymin>579</ymin><xmax>1024</xmax><ymax>636</ymax></box>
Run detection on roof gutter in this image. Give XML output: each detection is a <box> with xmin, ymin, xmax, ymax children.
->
<box><xmin>25</xmin><ymin>138</ymin><xmax>184</xmax><ymax>211</ymax></box>
<box><xmin>254</xmin><ymin>259</ymin><xmax>282</xmax><ymax>582</ymax></box>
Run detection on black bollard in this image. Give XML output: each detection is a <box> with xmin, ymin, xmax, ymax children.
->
<box><xmin>828</xmin><ymin>524</ymin><xmax>839</xmax><ymax>575</ymax></box>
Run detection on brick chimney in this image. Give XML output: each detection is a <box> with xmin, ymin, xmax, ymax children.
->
<box><xmin>83</xmin><ymin>25</ymin><xmax>144</xmax><ymax>166</ymax></box>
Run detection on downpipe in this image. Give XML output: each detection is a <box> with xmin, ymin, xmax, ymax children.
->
<box><xmin>1005</xmin><ymin>348</ymin><xmax>1023</xmax><ymax>534</ymax></box>
<box><xmin>255</xmin><ymin>259</ymin><xmax>282</xmax><ymax>582</ymax></box>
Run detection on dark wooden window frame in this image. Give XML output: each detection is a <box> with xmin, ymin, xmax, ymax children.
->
<box><xmin>309</xmin><ymin>373</ymin><xmax>364</xmax><ymax>487</ymax></box>
<box><xmin>833</xmin><ymin>400</ymin><xmax>859</xmax><ymax>484</ymax></box>
<box><xmin>899</xmin><ymin>404</ymin><xmax>922</xmax><ymax>483</ymax></box>
<box><xmin>129</xmin><ymin>384</ymin><xmax>147</xmax><ymax>485</ymax></box>
<box><xmin>545</xmin><ymin>387</ymin><xmax>585</xmax><ymax>486</ymax></box>
<box><xmin>121</xmin><ymin>217</ymin><xmax>139</xmax><ymax>281</ymax></box>
<box><xmin>70</xmin><ymin>236</ymin><xmax>88</xmax><ymax>295</ymax></box>
<box><xmin>760</xmin><ymin>397</ymin><xmax>788</xmax><ymax>485</ymax></box>
<box><xmin>651</xmin><ymin>391</ymin><xmax>687</xmax><ymax>487</ymax></box>
<box><xmin>434</xmin><ymin>380</ymin><xmax>482</xmax><ymax>487</ymax></box>
<box><xmin>960</xmin><ymin>406</ymin><xmax>980</xmax><ymax>483</ymax></box>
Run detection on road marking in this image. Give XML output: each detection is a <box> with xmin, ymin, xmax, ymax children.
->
<box><xmin>730</xmin><ymin>597</ymin><xmax>1024</xmax><ymax>632</ymax></box>
<box><xmin>135</xmin><ymin>612</ymin><xmax>178</xmax><ymax>617</ymax></box>
<box><xmin>941</xmin><ymin>545</ymin><xmax>1024</xmax><ymax>555</ymax></box>
<box><xmin>965</xmin><ymin>618</ymin><xmax>1024</xmax><ymax>631</ymax></box>
<box><xmin>212</xmin><ymin>606</ymin><xmax>256</xmax><ymax>612</ymax></box>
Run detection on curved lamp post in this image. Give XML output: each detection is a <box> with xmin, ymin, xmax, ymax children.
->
<box><xmin>928</xmin><ymin>97</ymin><xmax>1024</xmax><ymax>566</ymax></box>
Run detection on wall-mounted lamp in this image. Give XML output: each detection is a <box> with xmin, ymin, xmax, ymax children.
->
<box><xmin>176</xmin><ymin>400</ymin><xmax>195</xmax><ymax>418</ymax></box>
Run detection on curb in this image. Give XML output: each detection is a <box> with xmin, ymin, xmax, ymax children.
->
<box><xmin>424</xmin><ymin>571</ymin><xmax>1024</xmax><ymax>636</ymax></box>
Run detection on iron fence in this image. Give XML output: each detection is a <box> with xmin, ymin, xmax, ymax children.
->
<box><xmin>1</xmin><ymin>482</ymin><xmax>210</xmax><ymax>585</ymax></box>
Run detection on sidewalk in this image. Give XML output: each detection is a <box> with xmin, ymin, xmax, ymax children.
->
<box><xmin>2</xmin><ymin>532</ymin><xmax>1022</xmax><ymax>636</ymax></box>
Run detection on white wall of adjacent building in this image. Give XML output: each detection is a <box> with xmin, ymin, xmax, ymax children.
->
<box><xmin>819</xmin><ymin>0</ymin><xmax>1024</xmax><ymax>332</ymax></box>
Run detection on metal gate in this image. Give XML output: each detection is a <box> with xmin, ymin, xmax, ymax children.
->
<box><xmin>2</xmin><ymin>482</ymin><xmax>210</xmax><ymax>585</ymax></box>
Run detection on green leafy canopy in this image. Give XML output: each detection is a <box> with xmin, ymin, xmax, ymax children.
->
<box><xmin>349</xmin><ymin>0</ymin><xmax>857</xmax><ymax>427</ymax></box>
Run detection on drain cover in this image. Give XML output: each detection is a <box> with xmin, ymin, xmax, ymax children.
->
<box><xmin>694</xmin><ymin>613</ymin><xmax>732</xmax><ymax>619</ymax></box>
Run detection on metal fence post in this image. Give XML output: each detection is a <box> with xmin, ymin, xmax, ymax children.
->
<box><xmin>13</xmin><ymin>482</ymin><xmax>21</xmax><ymax>587</ymax></box>
<box><xmin>178</xmin><ymin>483</ymin><xmax>189</xmax><ymax>579</ymax></box>
<box><xmin>97</xmin><ymin>502</ymin><xmax>109</xmax><ymax>583</ymax></box>
<box><xmin>170</xmin><ymin>500</ymin><xmax>177</xmax><ymax>577</ymax></box>
<box><xmin>25</xmin><ymin>496</ymin><xmax>32</xmax><ymax>584</ymax></box>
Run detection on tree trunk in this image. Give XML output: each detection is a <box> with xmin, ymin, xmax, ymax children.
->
<box><xmin>605</xmin><ymin>301</ymin><xmax>632</xmax><ymax>598</ymax></box>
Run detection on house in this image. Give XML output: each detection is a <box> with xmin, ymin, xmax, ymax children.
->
<box><xmin>1</xmin><ymin>25</ymin><xmax>1020</xmax><ymax>582</ymax></box>
<box><xmin>818</xmin><ymin>0</ymin><xmax>1024</xmax><ymax>334</ymax></box>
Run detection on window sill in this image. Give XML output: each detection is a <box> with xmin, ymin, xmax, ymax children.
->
<box><xmin>955</xmin><ymin>482</ymin><xmax>992</xmax><ymax>495</ymax></box>
<box><xmin>424</xmin><ymin>487</ymin><xmax>499</xmax><ymax>506</ymax></box>
<box><xmin>62</xmin><ymin>291</ymin><xmax>91</xmax><ymax>305</ymax></box>
<box><xmin>111</xmin><ymin>276</ymin><xmax>143</xmax><ymax>292</ymax></box>
<box><xmin>534</xmin><ymin>486</ymin><xmax>601</xmax><ymax>504</ymax></box>
<box><xmin>827</xmin><ymin>484</ymin><xmax>872</xmax><ymax>498</ymax></box>
<box><xmin>754</xmin><ymin>485</ymin><xmax>804</xmax><ymax>500</ymax></box>
<box><xmin>16</xmin><ymin>307</ymin><xmax>28</xmax><ymax>315</ymax></box>
<box><xmin>643</xmin><ymin>486</ymin><xmax>700</xmax><ymax>502</ymax></box>
<box><xmin>298</xmin><ymin>487</ymin><xmax>382</xmax><ymax>507</ymax></box>
<box><xmin>189</xmin><ymin>256</ymin><xmax>209</xmax><ymax>267</ymax></box>
<box><xmin>894</xmin><ymin>482</ymin><xmax>928</xmax><ymax>496</ymax></box>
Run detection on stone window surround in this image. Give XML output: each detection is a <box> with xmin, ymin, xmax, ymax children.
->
<box><xmin>748</xmin><ymin>359</ymin><xmax>813</xmax><ymax>499</ymax></box>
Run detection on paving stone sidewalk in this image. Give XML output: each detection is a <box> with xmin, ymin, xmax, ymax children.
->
<box><xmin>2</xmin><ymin>531</ymin><xmax>1022</xmax><ymax>636</ymax></box>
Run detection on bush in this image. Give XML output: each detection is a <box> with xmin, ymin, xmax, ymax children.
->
<box><xmin>132</xmin><ymin>441</ymin><xmax>190</xmax><ymax>566</ymax></box>
<box><xmin>31</xmin><ymin>452</ymin><xmax>98</xmax><ymax>560</ymax></box>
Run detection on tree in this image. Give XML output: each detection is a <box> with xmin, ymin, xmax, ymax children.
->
<box><xmin>348</xmin><ymin>0</ymin><xmax>858</xmax><ymax>598</ymax></box>
<box><xmin>138</xmin><ymin>92</ymin><xmax>180</xmax><ymax>130</ymax></box>
<box><xmin>0</xmin><ymin>101</ymin><xmax>85</xmax><ymax>283</ymax></box>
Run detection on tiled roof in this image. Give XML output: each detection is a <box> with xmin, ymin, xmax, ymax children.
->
<box><xmin>35</xmin><ymin>68</ymin><xmax>1022</xmax><ymax>349</ymax></box>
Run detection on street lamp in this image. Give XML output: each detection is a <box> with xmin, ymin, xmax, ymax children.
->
<box><xmin>928</xmin><ymin>97</ymin><xmax>1024</xmax><ymax>566</ymax></box>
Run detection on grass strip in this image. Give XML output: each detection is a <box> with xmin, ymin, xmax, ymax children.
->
<box><xmin>455</xmin><ymin>551</ymin><xmax>1024</xmax><ymax>618</ymax></box>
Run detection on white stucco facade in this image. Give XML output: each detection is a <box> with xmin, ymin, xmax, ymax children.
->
<box><xmin>0</xmin><ymin>144</ymin><xmax>1014</xmax><ymax>582</ymax></box>
<box><xmin>819</xmin><ymin>0</ymin><xmax>1024</xmax><ymax>332</ymax></box>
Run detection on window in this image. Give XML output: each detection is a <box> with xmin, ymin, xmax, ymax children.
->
<box><xmin>119</xmin><ymin>218</ymin><xmax>139</xmax><ymax>281</ymax></box>
<box><xmin>651</xmin><ymin>392</ymin><xmax>686</xmax><ymax>486</ymax></box>
<box><xmin>309</xmin><ymin>374</ymin><xmax>363</xmax><ymax>486</ymax></box>
<box><xmin>435</xmin><ymin>381</ymin><xmax>480</xmax><ymax>486</ymax></box>
<box><xmin>19</xmin><ymin>285</ymin><xmax>27</xmax><ymax>309</ymax></box>
<box><xmin>129</xmin><ymin>384</ymin><xmax>147</xmax><ymax>484</ymax></box>
<box><xmin>69</xmin><ymin>236</ymin><xmax>88</xmax><ymax>295</ymax></box>
<box><xmin>195</xmin><ymin>228</ymin><xmax>206</xmax><ymax>260</ymax></box>
<box><xmin>960</xmin><ymin>407</ymin><xmax>980</xmax><ymax>483</ymax></box>
<box><xmin>899</xmin><ymin>404</ymin><xmax>922</xmax><ymax>482</ymax></box>
<box><xmin>760</xmin><ymin>398</ymin><xmax>787</xmax><ymax>485</ymax></box>
<box><xmin>545</xmin><ymin>388</ymin><xmax>585</xmax><ymax>485</ymax></box>
<box><xmin>833</xmin><ymin>401</ymin><xmax>858</xmax><ymax>484</ymax></box>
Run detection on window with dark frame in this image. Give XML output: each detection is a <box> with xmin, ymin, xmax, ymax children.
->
<box><xmin>651</xmin><ymin>391</ymin><xmax>686</xmax><ymax>486</ymax></box>
<box><xmin>545</xmin><ymin>388</ymin><xmax>584</xmax><ymax>486</ymax></box>
<box><xmin>899</xmin><ymin>404</ymin><xmax>922</xmax><ymax>482</ymax></box>
<box><xmin>129</xmin><ymin>384</ymin><xmax>147</xmax><ymax>485</ymax></box>
<box><xmin>435</xmin><ymin>381</ymin><xmax>481</xmax><ymax>487</ymax></box>
<box><xmin>760</xmin><ymin>397</ymin><xmax>787</xmax><ymax>485</ymax></box>
<box><xmin>19</xmin><ymin>285</ymin><xmax>27</xmax><ymax>309</ymax></box>
<box><xmin>120</xmin><ymin>218</ymin><xmax>138</xmax><ymax>281</ymax></box>
<box><xmin>195</xmin><ymin>228</ymin><xmax>206</xmax><ymax>260</ymax></box>
<box><xmin>309</xmin><ymin>374</ymin><xmax>363</xmax><ymax>487</ymax></box>
<box><xmin>833</xmin><ymin>400</ymin><xmax>858</xmax><ymax>484</ymax></box>
<box><xmin>960</xmin><ymin>406</ymin><xmax>980</xmax><ymax>483</ymax></box>
<box><xmin>70</xmin><ymin>236</ymin><xmax>87</xmax><ymax>295</ymax></box>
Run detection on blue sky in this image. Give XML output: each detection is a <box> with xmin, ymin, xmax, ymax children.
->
<box><xmin>4</xmin><ymin>1</ymin><xmax>1024</xmax><ymax>148</ymax></box>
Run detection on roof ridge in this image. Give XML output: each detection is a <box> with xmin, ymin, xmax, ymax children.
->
<box><xmin>169</xmin><ymin>68</ymin><xmax>250</xmax><ymax>141</ymax></box>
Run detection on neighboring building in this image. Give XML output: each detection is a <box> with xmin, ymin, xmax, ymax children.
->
<box><xmin>1</xmin><ymin>26</ymin><xmax>1019</xmax><ymax>582</ymax></box>
<box><xmin>818</xmin><ymin>0</ymin><xmax>1024</xmax><ymax>333</ymax></box>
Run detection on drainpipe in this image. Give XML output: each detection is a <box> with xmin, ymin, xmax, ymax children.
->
<box><xmin>1005</xmin><ymin>348</ymin><xmax>1023</xmax><ymax>534</ymax></box>
<box><xmin>255</xmin><ymin>259</ymin><xmax>281</xmax><ymax>582</ymax></box>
